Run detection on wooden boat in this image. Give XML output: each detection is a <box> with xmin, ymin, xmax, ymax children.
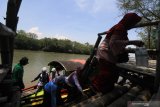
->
<box><xmin>20</xmin><ymin>58</ymin><xmax>157</xmax><ymax>107</ymax></box>
<box><xmin>21</xmin><ymin>59</ymin><xmax>86</xmax><ymax>106</ymax></box>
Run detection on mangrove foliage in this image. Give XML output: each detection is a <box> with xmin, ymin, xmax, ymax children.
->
<box><xmin>14</xmin><ymin>30</ymin><xmax>93</xmax><ymax>55</ymax></box>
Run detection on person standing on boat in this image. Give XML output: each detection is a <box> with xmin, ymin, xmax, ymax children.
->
<box><xmin>12</xmin><ymin>57</ymin><xmax>29</xmax><ymax>91</ymax></box>
<box><xmin>49</xmin><ymin>67</ymin><xmax>65</xmax><ymax>80</ymax></box>
<box><xmin>49</xmin><ymin>67</ymin><xmax>56</xmax><ymax>79</ymax></box>
<box><xmin>92</xmin><ymin>13</ymin><xmax>144</xmax><ymax>94</ymax></box>
<box><xmin>31</xmin><ymin>67</ymin><xmax>49</xmax><ymax>95</ymax></box>
<box><xmin>50</xmin><ymin>67</ymin><xmax>60</xmax><ymax>79</ymax></box>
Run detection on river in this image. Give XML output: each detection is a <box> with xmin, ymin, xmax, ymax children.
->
<box><xmin>11</xmin><ymin>50</ymin><xmax>89</xmax><ymax>87</ymax></box>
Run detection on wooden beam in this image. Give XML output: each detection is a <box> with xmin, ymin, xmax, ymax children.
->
<box><xmin>119</xmin><ymin>71</ymin><xmax>154</xmax><ymax>89</ymax></box>
<box><xmin>0</xmin><ymin>22</ymin><xmax>15</xmax><ymax>37</ymax></box>
<box><xmin>0</xmin><ymin>23</ymin><xmax>15</xmax><ymax>66</ymax></box>
<box><xmin>1</xmin><ymin>37</ymin><xmax>11</xmax><ymax>66</ymax></box>
<box><xmin>0</xmin><ymin>68</ymin><xmax>9</xmax><ymax>83</ymax></box>
<box><xmin>117</xmin><ymin>63</ymin><xmax>155</xmax><ymax>77</ymax></box>
<box><xmin>0</xmin><ymin>96</ymin><xmax>7</xmax><ymax>103</ymax></box>
<box><xmin>126</xmin><ymin>48</ymin><xmax>157</xmax><ymax>56</ymax></box>
<box><xmin>5</xmin><ymin>0</ymin><xmax>22</xmax><ymax>68</ymax></box>
<box><xmin>133</xmin><ymin>21</ymin><xmax>160</xmax><ymax>28</ymax></box>
<box><xmin>6</xmin><ymin>0</ymin><xmax>22</xmax><ymax>31</ymax></box>
<box><xmin>154</xmin><ymin>23</ymin><xmax>160</xmax><ymax>93</ymax></box>
<box><xmin>98</xmin><ymin>21</ymin><xmax>160</xmax><ymax>36</ymax></box>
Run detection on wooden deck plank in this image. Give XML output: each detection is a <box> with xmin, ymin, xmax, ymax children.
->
<box><xmin>0</xmin><ymin>96</ymin><xmax>7</xmax><ymax>103</ymax></box>
<box><xmin>107</xmin><ymin>86</ymin><xmax>142</xmax><ymax>107</ymax></box>
<box><xmin>0</xmin><ymin>68</ymin><xmax>9</xmax><ymax>82</ymax></box>
<box><xmin>72</xmin><ymin>85</ymin><xmax>130</xmax><ymax>107</ymax></box>
<box><xmin>117</xmin><ymin>63</ymin><xmax>155</xmax><ymax>77</ymax></box>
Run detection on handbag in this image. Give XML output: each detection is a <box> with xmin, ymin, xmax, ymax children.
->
<box><xmin>106</xmin><ymin>40</ymin><xmax>129</xmax><ymax>63</ymax></box>
<box><xmin>117</xmin><ymin>52</ymin><xmax>129</xmax><ymax>63</ymax></box>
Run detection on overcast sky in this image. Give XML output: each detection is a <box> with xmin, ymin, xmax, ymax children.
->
<box><xmin>0</xmin><ymin>0</ymin><xmax>141</xmax><ymax>44</ymax></box>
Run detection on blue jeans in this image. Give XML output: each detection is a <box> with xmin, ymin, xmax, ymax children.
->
<box><xmin>51</xmin><ymin>91</ymin><xmax>56</xmax><ymax>107</ymax></box>
<box><xmin>43</xmin><ymin>90</ymin><xmax>56</xmax><ymax>107</ymax></box>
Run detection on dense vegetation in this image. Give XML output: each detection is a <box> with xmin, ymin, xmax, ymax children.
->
<box><xmin>117</xmin><ymin>0</ymin><xmax>160</xmax><ymax>49</ymax></box>
<box><xmin>14</xmin><ymin>30</ymin><xmax>93</xmax><ymax>55</ymax></box>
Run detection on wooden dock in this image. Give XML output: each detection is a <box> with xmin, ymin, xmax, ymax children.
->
<box><xmin>70</xmin><ymin>60</ymin><xmax>157</xmax><ymax>107</ymax></box>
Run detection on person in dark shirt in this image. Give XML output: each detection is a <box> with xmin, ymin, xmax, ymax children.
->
<box><xmin>12</xmin><ymin>57</ymin><xmax>29</xmax><ymax>91</ymax></box>
<box><xmin>31</xmin><ymin>67</ymin><xmax>49</xmax><ymax>95</ymax></box>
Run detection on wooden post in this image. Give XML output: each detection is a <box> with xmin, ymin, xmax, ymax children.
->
<box><xmin>1</xmin><ymin>37</ymin><xmax>11</xmax><ymax>66</ymax></box>
<box><xmin>0</xmin><ymin>23</ymin><xmax>15</xmax><ymax>66</ymax></box>
<box><xmin>154</xmin><ymin>23</ymin><xmax>160</xmax><ymax>93</ymax></box>
<box><xmin>147</xmin><ymin>26</ymin><xmax>151</xmax><ymax>49</ymax></box>
<box><xmin>10</xmin><ymin>86</ymin><xmax>21</xmax><ymax>107</ymax></box>
<box><xmin>6</xmin><ymin>0</ymin><xmax>22</xmax><ymax>68</ymax></box>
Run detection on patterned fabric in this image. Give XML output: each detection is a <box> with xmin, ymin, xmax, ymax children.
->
<box><xmin>106</xmin><ymin>13</ymin><xmax>142</xmax><ymax>40</ymax></box>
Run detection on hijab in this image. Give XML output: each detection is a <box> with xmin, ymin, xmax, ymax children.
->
<box><xmin>106</xmin><ymin>13</ymin><xmax>142</xmax><ymax>39</ymax></box>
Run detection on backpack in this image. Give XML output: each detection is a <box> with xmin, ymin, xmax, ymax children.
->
<box><xmin>107</xmin><ymin>40</ymin><xmax>129</xmax><ymax>63</ymax></box>
<box><xmin>117</xmin><ymin>52</ymin><xmax>129</xmax><ymax>63</ymax></box>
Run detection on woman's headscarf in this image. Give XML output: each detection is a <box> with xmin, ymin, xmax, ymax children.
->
<box><xmin>106</xmin><ymin>13</ymin><xmax>142</xmax><ymax>39</ymax></box>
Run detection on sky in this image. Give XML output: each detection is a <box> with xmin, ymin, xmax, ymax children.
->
<box><xmin>0</xmin><ymin>0</ymin><xmax>141</xmax><ymax>45</ymax></box>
